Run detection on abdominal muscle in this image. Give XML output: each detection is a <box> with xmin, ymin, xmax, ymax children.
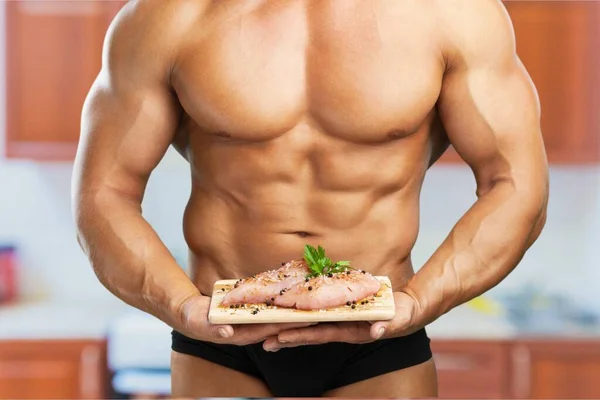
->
<box><xmin>181</xmin><ymin>124</ymin><xmax>432</xmax><ymax>296</ymax></box>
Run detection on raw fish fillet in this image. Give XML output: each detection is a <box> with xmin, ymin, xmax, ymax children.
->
<box><xmin>274</xmin><ymin>269</ymin><xmax>382</xmax><ymax>310</ymax></box>
<box><xmin>221</xmin><ymin>260</ymin><xmax>308</xmax><ymax>306</ymax></box>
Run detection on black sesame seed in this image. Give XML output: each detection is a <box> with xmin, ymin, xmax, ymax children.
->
<box><xmin>279</xmin><ymin>290</ymin><xmax>284</xmax><ymax>295</ymax></box>
<box><xmin>235</xmin><ymin>304</ymin><xmax>240</xmax><ymax>308</ymax></box>
<box><xmin>351</xmin><ymin>305</ymin><xmax>356</xmax><ymax>309</ymax></box>
<box><xmin>266</xmin><ymin>301</ymin><xmax>271</xmax><ymax>306</ymax></box>
<box><xmin>352</xmin><ymin>300</ymin><xmax>356</xmax><ymax>304</ymax></box>
<box><xmin>281</xmin><ymin>262</ymin><xmax>285</xmax><ymax>265</ymax></box>
<box><xmin>308</xmin><ymin>286</ymin><xmax>313</xmax><ymax>291</ymax></box>
<box><xmin>361</xmin><ymin>270</ymin><xmax>366</xmax><ymax>274</ymax></box>
<box><xmin>271</xmin><ymin>297</ymin><xmax>275</xmax><ymax>301</ymax></box>
<box><xmin>346</xmin><ymin>301</ymin><xmax>351</xmax><ymax>306</ymax></box>
<box><xmin>230</xmin><ymin>305</ymin><xmax>234</xmax><ymax>309</ymax></box>
<box><xmin>346</xmin><ymin>271</ymin><xmax>351</xmax><ymax>275</ymax></box>
<box><xmin>327</xmin><ymin>273</ymin><xmax>333</xmax><ymax>278</ymax></box>
<box><xmin>305</xmin><ymin>278</ymin><xmax>309</xmax><ymax>282</ymax></box>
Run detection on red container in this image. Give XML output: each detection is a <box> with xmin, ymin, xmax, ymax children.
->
<box><xmin>0</xmin><ymin>246</ymin><xmax>18</xmax><ymax>304</ymax></box>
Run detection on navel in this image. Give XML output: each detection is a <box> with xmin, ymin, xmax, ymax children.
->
<box><xmin>293</xmin><ymin>231</ymin><xmax>312</xmax><ymax>238</ymax></box>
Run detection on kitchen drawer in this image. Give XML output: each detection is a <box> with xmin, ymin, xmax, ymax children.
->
<box><xmin>511</xmin><ymin>340</ymin><xmax>600</xmax><ymax>399</ymax></box>
<box><xmin>431</xmin><ymin>340</ymin><xmax>511</xmax><ymax>399</ymax></box>
<box><xmin>0</xmin><ymin>339</ymin><xmax>107</xmax><ymax>399</ymax></box>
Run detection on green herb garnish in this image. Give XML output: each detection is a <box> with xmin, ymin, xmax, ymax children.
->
<box><xmin>303</xmin><ymin>244</ymin><xmax>352</xmax><ymax>278</ymax></box>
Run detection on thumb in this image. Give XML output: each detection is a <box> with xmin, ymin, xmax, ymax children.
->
<box><xmin>208</xmin><ymin>323</ymin><xmax>235</xmax><ymax>339</ymax></box>
<box><xmin>370</xmin><ymin>321</ymin><xmax>391</xmax><ymax>340</ymax></box>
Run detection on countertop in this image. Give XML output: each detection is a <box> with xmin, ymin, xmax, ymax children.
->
<box><xmin>1</xmin><ymin>299</ymin><xmax>599</xmax><ymax>341</ymax></box>
<box><xmin>0</xmin><ymin>298</ymin><xmax>130</xmax><ymax>340</ymax></box>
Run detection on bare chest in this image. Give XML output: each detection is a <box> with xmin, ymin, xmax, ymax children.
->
<box><xmin>172</xmin><ymin>1</ymin><xmax>444</xmax><ymax>143</ymax></box>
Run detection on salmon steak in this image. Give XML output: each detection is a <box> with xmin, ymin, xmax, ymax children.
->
<box><xmin>221</xmin><ymin>260</ymin><xmax>308</xmax><ymax>306</ymax></box>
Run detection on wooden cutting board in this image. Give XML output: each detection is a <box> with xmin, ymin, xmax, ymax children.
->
<box><xmin>208</xmin><ymin>276</ymin><xmax>395</xmax><ymax>324</ymax></box>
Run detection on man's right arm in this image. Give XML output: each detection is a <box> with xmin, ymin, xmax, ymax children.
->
<box><xmin>72</xmin><ymin>2</ymin><xmax>314</xmax><ymax>345</ymax></box>
<box><xmin>72</xmin><ymin>1</ymin><xmax>201</xmax><ymax>329</ymax></box>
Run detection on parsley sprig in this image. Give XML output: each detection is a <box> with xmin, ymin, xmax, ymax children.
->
<box><xmin>303</xmin><ymin>244</ymin><xmax>352</xmax><ymax>278</ymax></box>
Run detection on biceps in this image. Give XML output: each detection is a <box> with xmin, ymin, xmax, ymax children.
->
<box><xmin>75</xmin><ymin>77</ymin><xmax>181</xmax><ymax>200</ymax></box>
<box><xmin>438</xmin><ymin>61</ymin><xmax>546</xmax><ymax>193</ymax></box>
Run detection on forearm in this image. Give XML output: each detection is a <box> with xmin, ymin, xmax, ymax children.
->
<box><xmin>74</xmin><ymin>188</ymin><xmax>200</xmax><ymax>327</ymax></box>
<box><xmin>403</xmin><ymin>180</ymin><xmax>547</xmax><ymax>325</ymax></box>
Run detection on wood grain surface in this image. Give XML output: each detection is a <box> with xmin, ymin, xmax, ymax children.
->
<box><xmin>208</xmin><ymin>276</ymin><xmax>395</xmax><ymax>324</ymax></box>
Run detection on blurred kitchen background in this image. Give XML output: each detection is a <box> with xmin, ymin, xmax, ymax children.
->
<box><xmin>0</xmin><ymin>1</ymin><xmax>598</xmax><ymax>399</ymax></box>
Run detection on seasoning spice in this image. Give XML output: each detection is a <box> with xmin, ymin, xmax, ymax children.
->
<box><xmin>346</xmin><ymin>301</ymin><xmax>351</xmax><ymax>306</ymax></box>
<box><xmin>308</xmin><ymin>286</ymin><xmax>313</xmax><ymax>291</ymax></box>
<box><xmin>351</xmin><ymin>305</ymin><xmax>356</xmax><ymax>309</ymax></box>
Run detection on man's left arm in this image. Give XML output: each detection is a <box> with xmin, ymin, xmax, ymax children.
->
<box><xmin>263</xmin><ymin>0</ymin><xmax>548</xmax><ymax>351</ymax></box>
<box><xmin>396</xmin><ymin>0</ymin><xmax>549</xmax><ymax>328</ymax></box>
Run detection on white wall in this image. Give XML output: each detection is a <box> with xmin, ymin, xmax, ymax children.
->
<box><xmin>1</xmin><ymin>5</ymin><xmax>598</xmax><ymax>310</ymax></box>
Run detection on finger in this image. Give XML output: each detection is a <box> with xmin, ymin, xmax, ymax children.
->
<box><xmin>247</xmin><ymin>322</ymin><xmax>317</xmax><ymax>337</ymax></box>
<box><xmin>262</xmin><ymin>336</ymin><xmax>283</xmax><ymax>351</ymax></box>
<box><xmin>280</xmin><ymin>323</ymin><xmax>371</xmax><ymax>345</ymax></box>
<box><xmin>369</xmin><ymin>321</ymin><xmax>391</xmax><ymax>340</ymax></box>
<box><xmin>264</xmin><ymin>324</ymin><xmax>372</xmax><ymax>352</ymax></box>
<box><xmin>263</xmin><ymin>339</ymin><xmax>315</xmax><ymax>351</ymax></box>
<box><xmin>229</xmin><ymin>322</ymin><xmax>317</xmax><ymax>345</ymax></box>
<box><xmin>204</xmin><ymin>322</ymin><xmax>235</xmax><ymax>339</ymax></box>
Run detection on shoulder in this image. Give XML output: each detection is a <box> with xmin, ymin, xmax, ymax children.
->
<box><xmin>102</xmin><ymin>0</ymin><xmax>210</xmax><ymax>81</ymax></box>
<box><xmin>434</xmin><ymin>0</ymin><xmax>517</xmax><ymax>70</ymax></box>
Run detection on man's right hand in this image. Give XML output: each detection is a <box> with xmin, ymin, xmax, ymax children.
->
<box><xmin>176</xmin><ymin>295</ymin><xmax>316</xmax><ymax>346</ymax></box>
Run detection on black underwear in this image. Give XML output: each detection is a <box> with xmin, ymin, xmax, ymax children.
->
<box><xmin>172</xmin><ymin>327</ymin><xmax>432</xmax><ymax>397</ymax></box>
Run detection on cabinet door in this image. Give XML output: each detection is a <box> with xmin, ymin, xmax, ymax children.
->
<box><xmin>5</xmin><ymin>1</ymin><xmax>126</xmax><ymax>160</ymax></box>
<box><xmin>512</xmin><ymin>340</ymin><xmax>600</xmax><ymax>399</ymax></box>
<box><xmin>0</xmin><ymin>340</ymin><xmax>107</xmax><ymax>399</ymax></box>
<box><xmin>504</xmin><ymin>1</ymin><xmax>599</xmax><ymax>163</ymax></box>
<box><xmin>431</xmin><ymin>340</ymin><xmax>511</xmax><ymax>399</ymax></box>
<box><xmin>438</xmin><ymin>1</ymin><xmax>600</xmax><ymax>164</ymax></box>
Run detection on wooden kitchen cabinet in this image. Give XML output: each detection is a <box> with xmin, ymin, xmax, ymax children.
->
<box><xmin>5</xmin><ymin>1</ymin><xmax>127</xmax><ymax>160</ymax></box>
<box><xmin>0</xmin><ymin>339</ymin><xmax>107</xmax><ymax>399</ymax></box>
<box><xmin>431</xmin><ymin>340</ymin><xmax>512</xmax><ymax>399</ymax></box>
<box><xmin>439</xmin><ymin>0</ymin><xmax>600</xmax><ymax>164</ymax></box>
<box><xmin>506</xmin><ymin>1</ymin><xmax>600</xmax><ymax>163</ymax></box>
<box><xmin>511</xmin><ymin>340</ymin><xmax>600</xmax><ymax>399</ymax></box>
<box><xmin>5</xmin><ymin>1</ymin><xmax>599</xmax><ymax>162</ymax></box>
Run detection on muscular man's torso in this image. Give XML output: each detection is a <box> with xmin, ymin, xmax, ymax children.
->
<box><xmin>168</xmin><ymin>0</ymin><xmax>450</xmax><ymax>295</ymax></box>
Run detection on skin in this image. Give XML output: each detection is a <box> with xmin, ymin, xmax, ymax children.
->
<box><xmin>72</xmin><ymin>0</ymin><xmax>548</xmax><ymax>397</ymax></box>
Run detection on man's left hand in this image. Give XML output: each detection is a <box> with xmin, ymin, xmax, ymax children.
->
<box><xmin>262</xmin><ymin>291</ymin><xmax>422</xmax><ymax>352</ymax></box>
